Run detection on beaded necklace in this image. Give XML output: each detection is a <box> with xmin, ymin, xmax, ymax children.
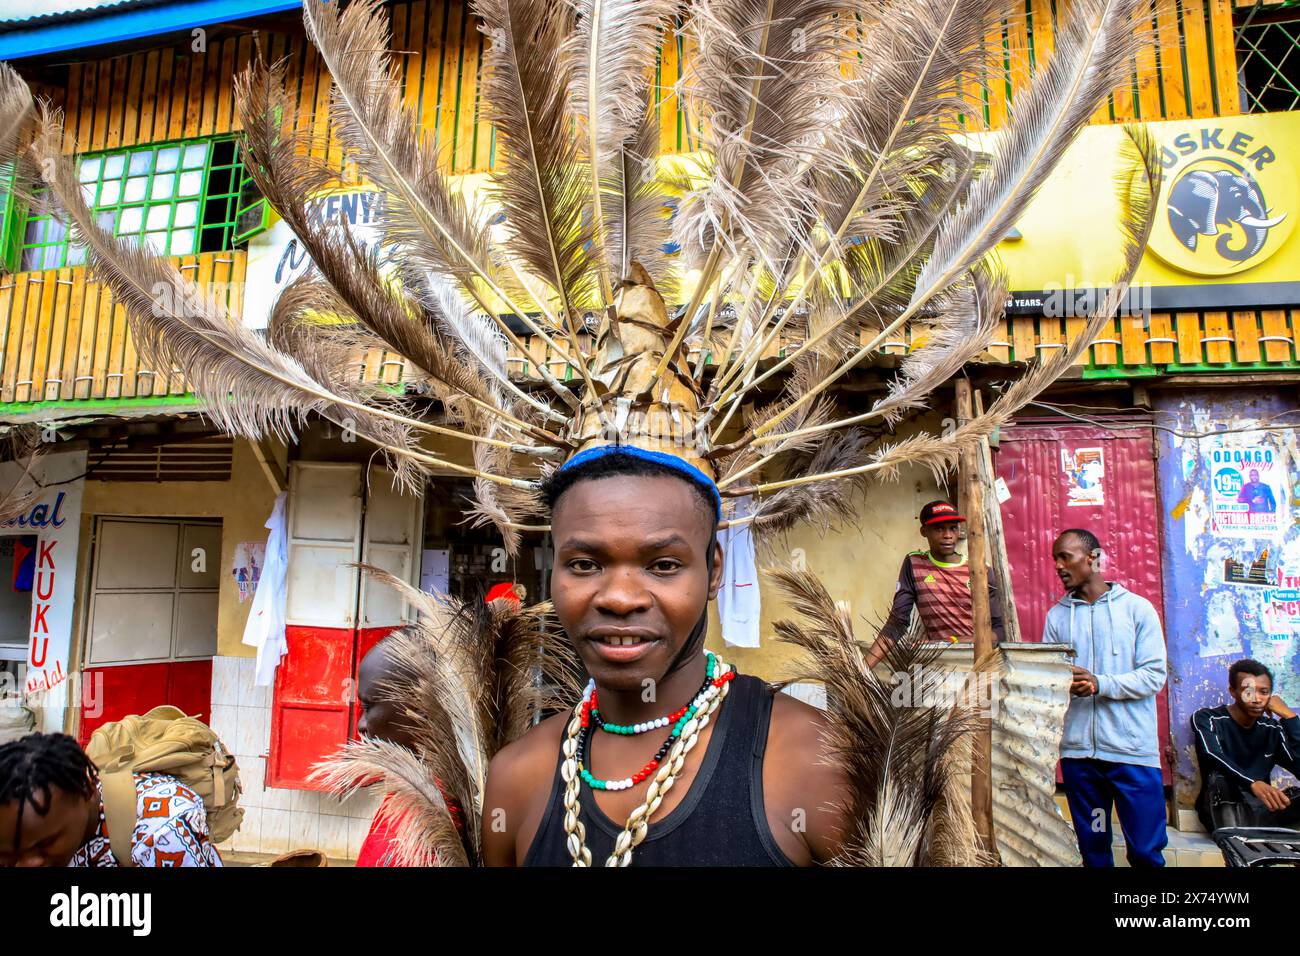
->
<box><xmin>577</xmin><ymin>654</ymin><xmax>732</xmax><ymax>791</ymax></box>
<box><xmin>587</xmin><ymin>650</ymin><xmax>719</xmax><ymax>735</ymax></box>
<box><xmin>560</xmin><ymin>654</ymin><xmax>734</xmax><ymax>866</ymax></box>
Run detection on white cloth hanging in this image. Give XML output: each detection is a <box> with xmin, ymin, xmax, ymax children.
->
<box><xmin>242</xmin><ymin>491</ymin><xmax>289</xmax><ymax>686</ymax></box>
<box><xmin>718</xmin><ymin>495</ymin><xmax>761</xmax><ymax>648</ymax></box>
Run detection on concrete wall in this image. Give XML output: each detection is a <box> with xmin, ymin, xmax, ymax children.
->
<box><xmin>705</xmin><ymin>462</ymin><xmax>948</xmax><ymax>682</ymax></box>
<box><xmin>1153</xmin><ymin>387</ymin><xmax>1300</xmax><ymax>820</ymax></box>
<box><xmin>72</xmin><ymin>439</ymin><xmax>282</xmax><ymax>664</ymax></box>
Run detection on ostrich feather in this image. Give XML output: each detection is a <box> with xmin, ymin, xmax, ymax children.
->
<box><xmin>235</xmin><ymin>59</ymin><xmax>518</xmax><ymax>432</ymax></box>
<box><xmin>563</xmin><ymin>0</ymin><xmax>681</xmax><ymax>296</ymax></box>
<box><xmin>16</xmin><ymin>106</ymin><xmax>421</xmax><ymax>466</ymax></box>
<box><xmin>310</xmin><ymin>737</ymin><xmax>470</xmax><ymax>867</ymax></box>
<box><xmin>348</xmin><ymin>565</ymin><xmax>583</xmax><ymax>861</ymax></box>
<box><xmin>770</xmin><ymin>568</ymin><xmax>995</xmax><ymax>865</ymax></box>
<box><xmin>907</xmin><ymin>0</ymin><xmax>1151</xmax><ymax>312</ymax></box>
<box><xmin>474</xmin><ymin>0</ymin><xmax>598</xmax><ymax>319</ymax></box>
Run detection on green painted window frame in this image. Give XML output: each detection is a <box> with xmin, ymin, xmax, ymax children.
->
<box><xmin>0</xmin><ymin>162</ymin><xmax>17</xmax><ymax>273</ymax></box>
<box><xmin>15</xmin><ymin>135</ymin><xmax>248</xmax><ymax>273</ymax></box>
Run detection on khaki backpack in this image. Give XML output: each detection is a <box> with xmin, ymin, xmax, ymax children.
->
<box><xmin>84</xmin><ymin>705</ymin><xmax>243</xmax><ymax>866</ymax></box>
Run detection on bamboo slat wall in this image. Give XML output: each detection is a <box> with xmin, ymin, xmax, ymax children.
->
<box><xmin>46</xmin><ymin>0</ymin><xmax>1240</xmax><ymax>167</ymax></box>
<box><xmin>0</xmin><ymin>251</ymin><xmax>244</xmax><ymax>405</ymax></box>
<box><xmin>2</xmin><ymin>252</ymin><xmax>1296</xmax><ymax>409</ymax></box>
<box><xmin>0</xmin><ymin>0</ymin><xmax>1271</xmax><ymax>412</ymax></box>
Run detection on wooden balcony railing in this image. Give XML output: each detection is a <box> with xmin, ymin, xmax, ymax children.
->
<box><xmin>2</xmin><ymin>248</ymin><xmax>1297</xmax><ymax>412</ymax></box>
<box><xmin>35</xmin><ymin>0</ymin><xmax>1241</xmax><ymax>172</ymax></box>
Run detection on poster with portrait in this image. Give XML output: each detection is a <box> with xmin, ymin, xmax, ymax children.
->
<box><xmin>1062</xmin><ymin>447</ymin><xmax>1105</xmax><ymax>507</ymax></box>
<box><xmin>1208</xmin><ymin>444</ymin><xmax>1288</xmax><ymax>538</ymax></box>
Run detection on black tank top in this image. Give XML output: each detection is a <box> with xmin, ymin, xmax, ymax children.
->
<box><xmin>524</xmin><ymin>674</ymin><xmax>795</xmax><ymax>866</ymax></box>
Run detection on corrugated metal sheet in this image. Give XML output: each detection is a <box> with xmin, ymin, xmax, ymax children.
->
<box><xmin>936</xmin><ymin>642</ymin><xmax>1083</xmax><ymax>867</ymax></box>
<box><xmin>0</xmin><ymin>0</ymin><xmax>161</xmax><ymax>27</ymax></box>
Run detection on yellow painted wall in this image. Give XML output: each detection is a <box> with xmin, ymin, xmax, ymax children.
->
<box><xmin>705</xmin><ymin>460</ymin><xmax>948</xmax><ymax>683</ymax></box>
<box><xmin>70</xmin><ymin>439</ymin><xmax>282</xmax><ymax>663</ymax></box>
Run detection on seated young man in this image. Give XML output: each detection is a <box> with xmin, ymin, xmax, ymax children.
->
<box><xmin>0</xmin><ymin>732</ymin><xmax>222</xmax><ymax>867</ymax></box>
<box><xmin>481</xmin><ymin>448</ymin><xmax>848</xmax><ymax>866</ymax></box>
<box><xmin>1192</xmin><ymin>659</ymin><xmax>1300</xmax><ymax>831</ymax></box>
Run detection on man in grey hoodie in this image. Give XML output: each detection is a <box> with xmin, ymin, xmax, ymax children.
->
<box><xmin>1045</xmin><ymin>528</ymin><xmax>1168</xmax><ymax>867</ymax></box>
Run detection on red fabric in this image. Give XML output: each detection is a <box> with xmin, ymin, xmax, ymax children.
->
<box><xmin>485</xmin><ymin>582</ymin><xmax>522</xmax><ymax>606</ymax></box>
<box><xmin>353</xmin><ymin>788</ymin><xmax>465</xmax><ymax>867</ymax></box>
<box><xmin>355</xmin><ymin>796</ymin><xmax>402</xmax><ymax>867</ymax></box>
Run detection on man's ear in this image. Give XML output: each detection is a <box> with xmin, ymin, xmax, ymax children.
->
<box><xmin>708</xmin><ymin>539</ymin><xmax>725</xmax><ymax>599</ymax></box>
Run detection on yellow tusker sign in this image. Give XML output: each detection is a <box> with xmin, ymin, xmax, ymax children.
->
<box><xmin>985</xmin><ymin>111</ymin><xmax>1300</xmax><ymax>313</ymax></box>
<box><xmin>1149</xmin><ymin>122</ymin><xmax>1295</xmax><ymax>277</ymax></box>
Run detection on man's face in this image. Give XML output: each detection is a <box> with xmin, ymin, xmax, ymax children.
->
<box><xmin>550</xmin><ymin>474</ymin><xmax>723</xmax><ymax>693</ymax></box>
<box><xmin>921</xmin><ymin>521</ymin><xmax>962</xmax><ymax>559</ymax></box>
<box><xmin>0</xmin><ymin>785</ymin><xmax>96</xmax><ymax>867</ymax></box>
<box><xmin>1249</xmin><ymin>469</ymin><xmax>1260</xmax><ymax>483</ymax></box>
<box><xmin>1231</xmin><ymin>672</ymin><xmax>1272</xmax><ymax>719</ymax></box>
<box><xmin>355</xmin><ymin>648</ymin><xmax>417</xmax><ymax>751</ymax></box>
<box><xmin>1052</xmin><ymin>533</ymin><xmax>1095</xmax><ymax>591</ymax></box>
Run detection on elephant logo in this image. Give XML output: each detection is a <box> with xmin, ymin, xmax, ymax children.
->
<box><xmin>1167</xmin><ymin>161</ymin><xmax>1285</xmax><ymax>262</ymax></box>
<box><xmin>1149</xmin><ymin>139</ymin><xmax>1295</xmax><ymax>278</ymax></box>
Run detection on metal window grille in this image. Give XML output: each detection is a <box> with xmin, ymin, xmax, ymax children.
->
<box><xmin>1236</xmin><ymin>0</ymin><xmax>1300</xmax><ymax>113</ymax></box>
<box><xmin>17</xmin><ymin>136</ymin><xmax>248</xmax><ymax>272</ymax></box>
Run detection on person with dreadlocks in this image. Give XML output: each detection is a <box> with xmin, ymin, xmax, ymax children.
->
<box><xmin>0</xmin><ymin>733</ymin><xmax>222</xmax><ymax>867</ymax></box>
<box><xmin>482</xmin><ymin>448</ymin><xmax>850</xmax><ymax>867</ymax></box>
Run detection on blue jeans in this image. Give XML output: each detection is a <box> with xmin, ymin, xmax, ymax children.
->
<box><xmin>1061</xmin><ymin>757</ymin><xmax>1167</xmax><ymax>867</ymax></box>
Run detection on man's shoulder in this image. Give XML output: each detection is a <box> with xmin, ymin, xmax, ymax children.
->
<box><xmin>767</xmin><ymin>691</ymin><xmax>832</xmax><ymax>760</ymax></box>
<box><xmin>488</xmin><ymin>712</ymin><xmax>566</xmax><ymax>789</ymax></box>
<box><xmin>1193</xmin><ymin>704</ymin><xmax>1230</xmax><ymax>723</ymax></box>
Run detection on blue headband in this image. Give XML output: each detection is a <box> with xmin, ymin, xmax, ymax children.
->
<box><xmin>558</xmin><ymin>445</ymin><xmax>723</xmax><ymax>521</ymax></box>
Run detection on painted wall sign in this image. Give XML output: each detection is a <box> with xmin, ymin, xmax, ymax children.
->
<box><xmin>243</xmin><ymin>189</ymin><xmax>388</xmax><ymax>330</ymax></box>
<box><xmin>1149</xmin><ymin>125</ymin><xmax>1294</xmax><ymax>277</ymax></box>
<box><xmin>1208</xmin><ymin>444</ymin><xmax>1288</xmax><ymax>538</ymax></box>
<box><xmin>1062</xmin><ymin>446</ymin><xmax>1105</xmax><ymax>507</ymax></box>
<box><xmin>0</xmin><ymin>450</ymin><xmax>87</xmax><ymax>732</ymax></box>
<box><xmin>989</xmin><ymin>112</ymin><xmax>1300</xmax><ymax>310</ymax></box>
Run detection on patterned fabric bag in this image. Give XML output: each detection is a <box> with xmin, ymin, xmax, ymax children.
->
<box><xmin>85</xmin><ymin>705</ymin><xmax>243</xmax><ymax>865</ymax></box>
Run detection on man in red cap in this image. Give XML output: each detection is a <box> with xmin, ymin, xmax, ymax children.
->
<box><xmin>865</xmin><ymin>499</ymin><xmax>1005</xmax><ymax>667</ymax></box>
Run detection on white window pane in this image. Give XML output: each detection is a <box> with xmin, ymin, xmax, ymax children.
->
<box><xmin>178</xmin><ymin>170</ymin><xmax>202</xmax><ymax>197</ymax></box>
<box><xmin>128</xmin><ymin>151</ymin><xmax>152</xmax><ymax>176</ymax></box>
<box><xmin>146</xmin><ymin>205</ymin><xmax>170</xmax><ymax>230</ymax></box>
<box><xmin>102</xmin><ymin>154</ymin><xmax>126</xmax><ymax>179</ymax></box>
<box><xmin>96</xmin><ymin>210</ymin><xmax>115</xmax><ymax>230</ymax></box>
<box><xmin>40</xmin><ymin>246</ymin><xmax>61</xmax><ymax>270</ymax></box>
<box><xmin>145</xmin><ymin>232</ymin><xmax>168</xmax><ymax>254</ymax></box>
<box><xmin>98</xmin><ymin>180</ymin><xmax>121</xmax><ymax>205</ymax></box>
<box><xmin>124</xmin><ymin>177</ymin><xmax>148</xmax><ymax>202</ymax></box>
<box><xmin>151</xmin><ymin>174</ymin><xmax>175</xmax><ymax>200</ymax></box>
<box><xmin>169</xmin><ymin>228</ymin><xmax>195</xmax><ymax>254</ymax></box>
<box><xmin>156</xmin><ymin>146</ymin><xmax>181</xmax><ymax>173</ymax></box>
<box><xmin>80</xmin><ymin>183</ymin><xmax>95</xmax><ymax>204</ymax></box>
<box><xmin>182</xmin><ymin>143</ymin><xmax>208</xmax><ymax>169</ymax></box>
<box><xmin>118</xmin><ymin>206</ymin><xmax>143</xmax><ymax>234</ymax></box>
<box><xmin>173</xmin><ymin>202</ymin><xmax>197</xmax><ymax>228</ymax></box>
<box><xmin>79</xmin><ymin>157</ymin><xmax>102</xmax><ymax>182</ymax></box>
<box><xmin>66</xmin><ymin>244</ymin><xmax>86</xmax><ymax>266</ymax></box>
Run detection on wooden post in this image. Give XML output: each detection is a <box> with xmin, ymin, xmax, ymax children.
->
<box><xmin>974</xmin><ymin>389</ymin><xmax>1021</xmax><ymax>643</ymax></box>
<box><xmin>956</xmin><ymin>378</ymin><xmax>997</xmax><ymax>856</ymax></box>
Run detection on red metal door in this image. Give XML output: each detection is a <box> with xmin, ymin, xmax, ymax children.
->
<box><xmin>269</xmin><ymin>625</ymin><xmax>356</xmax><ymax>789</ymax></box>
<box><xmin>995</xmin><ymin>418</ymin><xmax>1171</xmax><ymax>782</ymax></box>
<box><xmin>78</xmin><ymin>659</ymin><xmax>212</xmax><ymax>746</ymax></box>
